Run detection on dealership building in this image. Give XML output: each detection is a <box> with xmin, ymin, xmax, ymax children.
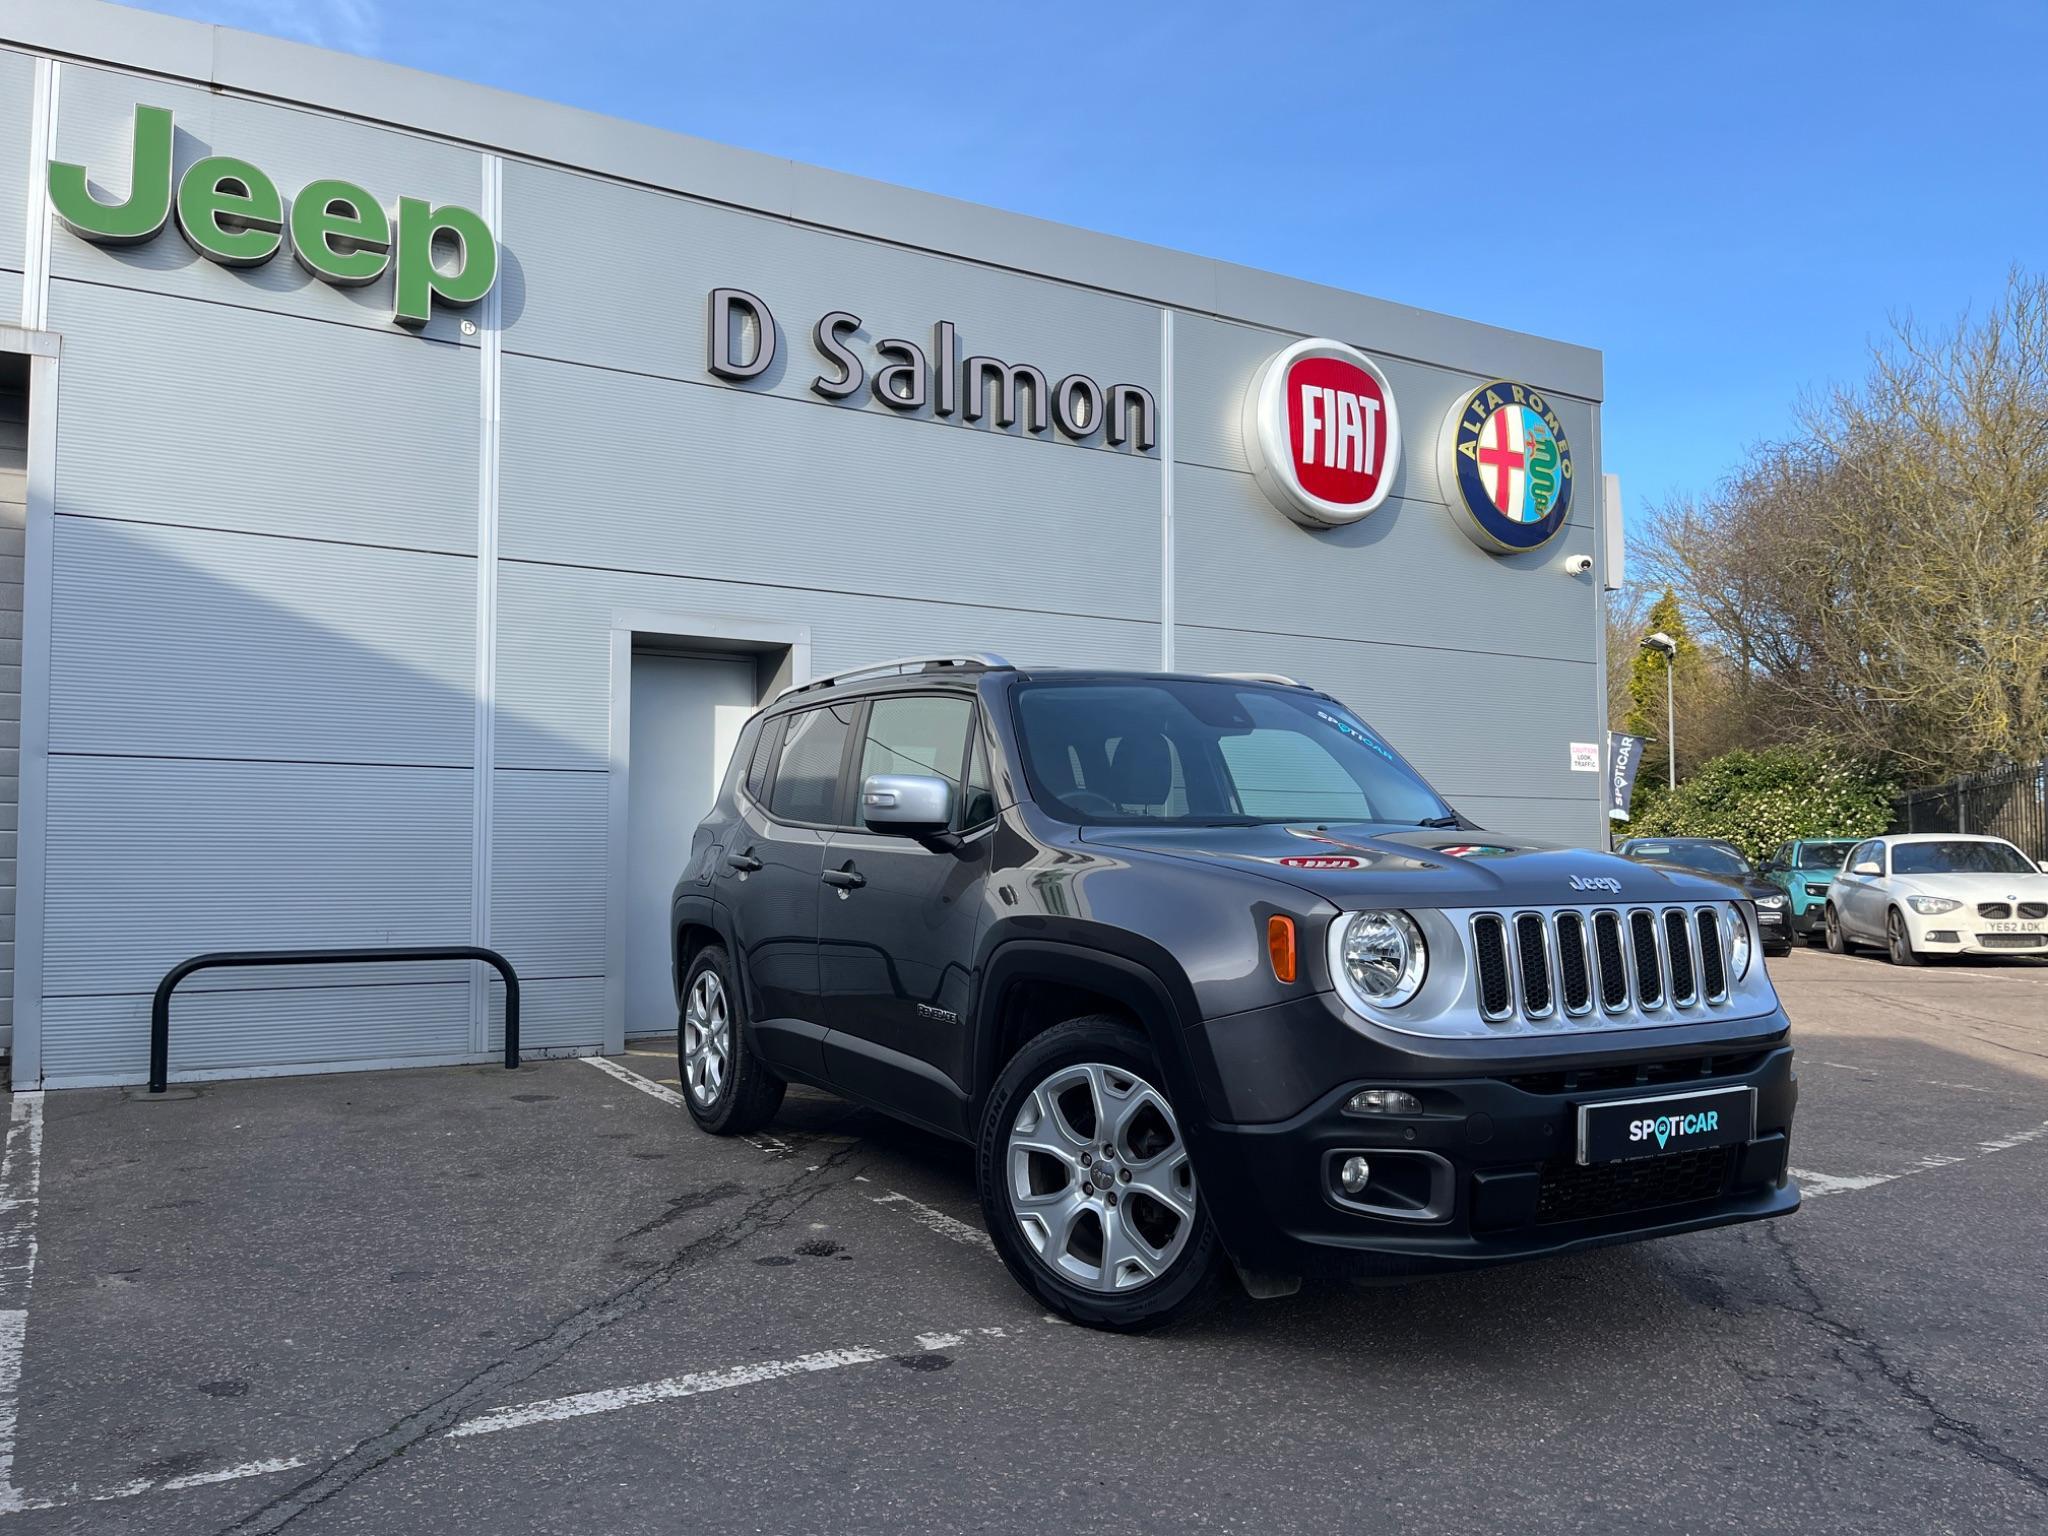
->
<box><xmin>0</xmin><ymin>0</ymin><xmax>1619</xmax><ymax>1090</ymax></box>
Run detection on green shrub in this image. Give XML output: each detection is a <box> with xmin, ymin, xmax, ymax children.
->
<box><xmin>1620</xmin><ymin>748</ymin><xmax>1896</xmax><ymax>864</ymax></box>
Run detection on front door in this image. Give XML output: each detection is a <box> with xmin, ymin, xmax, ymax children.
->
<box><xmin>817</xmin><ymin>694</ymin><xmax>992</xmax><ymax>1134</ymax></box>
<box><xmin>625</xmin><ymin>652</ymin><xmax>756</xmax><ymax>1038</ymax></box>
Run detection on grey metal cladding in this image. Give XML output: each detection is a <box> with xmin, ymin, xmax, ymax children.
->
<box><xmin>40</xmin><ymin>984</ymin><xmax>472</xmax><ymax>1084</ymax></box>
<box><xmin>49</xmin><ymin>279</ymin><xmax>478</xmax><ymax>552</ymax></box>
<box><xmin>490</xmin><ymin>768</ymin><xmax>606</xmax><ymax>979</ymax></box>
<box><xmin>496</xmin><ymin>353</ymin><xmax>1161</xmax><ymax>619</ymax></box>
<box><xmin>40</xmin><ymin>755</ymin><xmax>472</xmax><ymax>999</ymax></box>
<box><xmin>49</xmin><ymin>517</ymin><xmax>476</xmax><ymax>764</ymax></box>
<box><xmin>1173</xmin><ymin>314</ymin><xmax>1595</xmax><ymax>519</ymax></box>
<box><xmin>488</xmin><ymin>976</ymin><xmax>604</xmax><ymax>1050</ymax></box>
<box><xmin>492</xmin><ymin>560</ymin><xmax>1158</xmax><ymax>771</ymax></box>
<box><xmin>0</xmin><ymin>273</ymin><xmax>19</xmax><ymax>322</ymax></box>
<box><xmin>499</xmin><ymin>159</ymin><xmax>1160</xmax><ymax>425</ymax></box>
<box><xmin>49</xmin><ymin>63</ymin><xmax>483</xmax><ymax>345</ymax></box>
<box><xmin>1170</xmin><ymin>626</ymin><xmax>1601</xmax><ymax>818</ymax></box>
<box><xmin>1174</xmin><ymin>463</ymin><xmax>1597</xmax><ymax>659</ymax></box>
<box><xmin>0</xmin><ymin>49</ymin><xmax>33</xmax><ymax>276</ymax></box>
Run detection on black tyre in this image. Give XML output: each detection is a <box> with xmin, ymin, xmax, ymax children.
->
<box><xmin>677</xmin><ymin>944</ymin><xmax>786</xmax><ymax>1135</ymax></box>
<box><xmin>1886</xmin><ymin>909</ymin><xmax>1924</xmax><ymax>968</ymax></box>
<box><xmin>1824</xmin><ymin>903</ymin><xmax>1849</xmax><ymax>955</ymax></box>
<box><xmin>976</xmin><ymin>1015</ymin><xmax>1226</xmax><ymax>1333</ymax></box>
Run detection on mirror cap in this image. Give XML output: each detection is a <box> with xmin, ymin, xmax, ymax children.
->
<box><xmin>862</xmin><ymin>773</ymin><xmax>952</xmax><ymax>830</ymax></box>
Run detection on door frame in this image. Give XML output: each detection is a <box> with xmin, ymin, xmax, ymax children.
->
<box><xmin>604</xmin><ymin>608</ymin><xmax>808</xmax><ymax>1054</ymax></box>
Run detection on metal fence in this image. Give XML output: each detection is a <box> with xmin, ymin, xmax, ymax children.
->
<box><xmin>1892</xmin><ymin>761</ymin><xmax>2048</xmax><ymax>861</ymax></box>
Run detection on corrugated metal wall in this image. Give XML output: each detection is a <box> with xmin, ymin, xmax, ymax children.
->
<box><xmin>1</xmin><ymin>30</ymin><xmax>1608</xmax><ymax>1086</ymax></box>
<box><xmin>0</xmin><ymin>361</ymin><xmax>23</xmax><ymax>1055</ymax></box>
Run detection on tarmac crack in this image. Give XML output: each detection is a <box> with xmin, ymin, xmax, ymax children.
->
<box><xmin>1761</xmin><ymin>1221</ymin><xmax>2048</xmax><ymax>1500</ymax></box>
<box><xmin>213</xmin><ymin>1143</ymin><xmax>867</xmax><ymax>1536</ymax></box>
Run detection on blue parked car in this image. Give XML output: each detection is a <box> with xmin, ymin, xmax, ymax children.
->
<box><xmin>1759</xmin><ymin>839</ymin><xmax>1861</xmax><ymax>945</ymax></box>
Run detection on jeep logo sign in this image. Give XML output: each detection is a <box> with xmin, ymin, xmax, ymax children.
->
<box><xmin>1568</xmin><ymin>874</ymin><xmax>1623</xmax><ymax>894</ymax></box>
<box><xmin>1241</xmin><ymin>338</ymin><xmax>1401</xmax><ymax>528</ymax></box>
<box><xmin>46</xmin><ymin>104</ymin><xmax>496</xmax><ymax>330</ymax></box>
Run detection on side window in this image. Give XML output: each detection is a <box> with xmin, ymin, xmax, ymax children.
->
<box><xmin>1848</xmin><ymin>841</ymin><xmax>1876</xmax><ymax>873</ymax></box>
<box><xmin>744</xmin><ymin>715</ymin><xmax>782</xmax><ymax>803</ymax></box>
<box><xmin>768</xmin><ymin>704</ymin><xmax>856</xmax><ymax>824</ymax></box>
<box><xmin>1771</xmin><ymin>841</ymin><xmax>1792</xmax><ymax>869</ymax></box>
<box><xmin>859</xmin><ymin>695</ymin><xmax>972</xmax><ymax>808</ymax></box>
<box><xmin>961</xmin><ymin>723</ymin><xmax>998</xmax><ymax>827</ymax></box>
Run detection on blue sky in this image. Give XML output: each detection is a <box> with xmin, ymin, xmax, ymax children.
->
<box><xmin>134</xmin><ymin>0</ymin><xmax>2048</xmax><ymax>522</ymax></box>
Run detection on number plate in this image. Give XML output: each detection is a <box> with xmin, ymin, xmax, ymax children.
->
<box><xmin>1987</xmin><ymin>921</ymin><xmax>2042</xmax><ymax>933</ymax></box>
<box><xmin>1576</xmin><ymin>1086</ymin><xmax>1757</xmax><ymax>1166</ymax></box>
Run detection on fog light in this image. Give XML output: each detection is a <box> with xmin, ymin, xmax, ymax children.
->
<box><xmin>1345</xmin><ymin>1088</ymin><xmax>1422</xmax><ymax>1116</ymax></box>
<box><xmin>1339</xmin><ymin>1155</ymin><xmax>1372</xmax><ymax>1195</ymax></box>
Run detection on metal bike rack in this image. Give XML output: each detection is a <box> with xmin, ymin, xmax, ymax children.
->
<box><xmin>149</xmin><ymin>946</ymin><xmax>521</xmax><ymax>1094</ymax></box>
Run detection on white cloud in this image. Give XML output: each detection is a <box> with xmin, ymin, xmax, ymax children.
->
<box><xmin>171</xmin><ymin>1</ymin><xmax>386</xmax><ymax>58</ymax></box>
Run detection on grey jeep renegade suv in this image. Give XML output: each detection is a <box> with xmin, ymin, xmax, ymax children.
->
<box><xmin>671</xmin><ymin>654</ymin><xmax>1799</xmax><ymax>1330</ymax></box>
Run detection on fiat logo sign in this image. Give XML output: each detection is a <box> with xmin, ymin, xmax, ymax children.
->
<box><xmin>1241</xmin><ymin>338</ymin><xmax>1402</xmax><ymax>528</ymax></box>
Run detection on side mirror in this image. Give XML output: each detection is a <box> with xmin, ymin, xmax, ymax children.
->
<box><xmin>861</xmin><ymin>773</ymin><xmax>952</xmax><ymax>834</ymax></box>
<box><xmin>1852</xmin><ymin>861</ymin><xmax>1881</xmax><ymax>876</ymax></box>
<box><xmin>2038</xmin><ymin>860</ymin><xmax>2048</xmax><ymax>875</ymax></box>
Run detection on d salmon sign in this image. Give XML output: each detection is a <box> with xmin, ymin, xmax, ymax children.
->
<box><xmin>1242</xmin><ymin>339</ymin><xmax>1402</xmax><ymax>527</ymax></box>
<box><xmin>1438</xmin><ymin>378</ymin><xmax>1575</xmax><ymax>553</ymax></box>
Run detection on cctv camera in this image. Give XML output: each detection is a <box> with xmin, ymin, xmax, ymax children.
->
<box><xmin>1563</xmin><ymin>554</ymin><xmax>1594</xmax><ymax>575</ymax></box>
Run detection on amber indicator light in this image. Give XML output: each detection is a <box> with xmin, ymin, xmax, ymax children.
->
<box><xmin>1267</xmin><ymin>915</ymin><xmax>1298</xmax><ymax>984</ymax></box>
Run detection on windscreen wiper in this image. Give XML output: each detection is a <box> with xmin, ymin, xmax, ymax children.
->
<box><xmin>1414</xmin><ymin>815</ymin><xmax>1462</xmax><ymax>828</ymax></box>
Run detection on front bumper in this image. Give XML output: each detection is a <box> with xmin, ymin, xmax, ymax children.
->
<box><xmin>1184</xmin><ymin>1030</ymin><xmax>1799</xmax><ymax>1278</ymax></box>
<box><xmin>1755</xmin><ymin>904</ymin><xmax>1793</xmax><ymax>949</ymax></box>
<box><xmin>1898</xmin><ymin>906</ymin><xmax>2048</xmax><ymax>957</ymax></box>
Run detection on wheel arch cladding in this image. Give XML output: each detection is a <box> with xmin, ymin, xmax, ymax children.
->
<box><xmin>972</xmin><ymin>937</ymin><xmax>1211</xmax><ymax>1119</ymax></box>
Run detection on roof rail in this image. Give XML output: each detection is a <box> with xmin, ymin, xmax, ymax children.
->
<box><xmin>1212</xmin><ymin>671</ymin><xmax>1307</xmax><ymax>688</ymax></box>
<box><xmin>776</xmin><ymin>652</ymin><xmax>1014</xmax><ymax>701</ymax></box>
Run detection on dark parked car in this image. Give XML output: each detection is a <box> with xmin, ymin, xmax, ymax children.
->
<box><xmin>673</xmin><ymin>657</ymin><xmax>1800</xmax><ymax>1330</ymax></box>
<box><xmin>1616</xmin><ymin>838</ymin><xmax>1793</xmax><ymax>956</ymax></box>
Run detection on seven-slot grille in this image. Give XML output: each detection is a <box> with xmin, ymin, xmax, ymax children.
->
<box><xmin>1470</xmin><ymin>905</ymin><xmax>1735</xmax><ymax>1027</ymax></box>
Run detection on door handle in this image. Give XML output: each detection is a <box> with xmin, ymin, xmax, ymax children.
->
<box><xmin>821</xmin><ymin>866</ymin><xmax>866</xmax><ymax>891</ymax></box>
<box><xmin>725</xmin><ymin>851</ymin><xmax>763</xmax><ymax>873</ymax></box>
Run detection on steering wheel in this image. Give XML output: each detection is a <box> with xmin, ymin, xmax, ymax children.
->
<box><xmin>1061</xmin><ymin>791</ymin><xmax>1122</xmax><ymax>816</ymax></box>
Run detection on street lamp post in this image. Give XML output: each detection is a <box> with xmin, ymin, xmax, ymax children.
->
<box><xmin>1643</xmin><ymin>631</ymin><xmax>1678</xmax><ymax>789</ymax></box>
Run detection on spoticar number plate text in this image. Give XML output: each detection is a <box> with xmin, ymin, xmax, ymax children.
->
<box><xmin>1576</xmin><ymin>1086</ymin><xmax>1756</xmax><ymax>1167</ymax></box>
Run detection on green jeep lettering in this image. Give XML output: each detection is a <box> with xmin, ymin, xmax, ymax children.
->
<box><xmin>46</xmin><ymin>103</ymin><xmax>494</xmax><ymax>328</ymax></box>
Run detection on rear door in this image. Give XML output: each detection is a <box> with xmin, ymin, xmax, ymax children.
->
<box><xmin>816</xmin><ymin>693</ymin><xmax>994</xmax><ymax>1134</ymax></box>
<box><xmin>717</xmin><ymin>701</ymin><xmax>860</xmax><ymax>1081</ymax></box>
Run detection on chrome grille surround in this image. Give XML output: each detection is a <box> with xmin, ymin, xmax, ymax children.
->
<box><xmin>1328</xmin><ymin>901</ymin><xmax>1776</xmax><ymax>1042</ymax></box>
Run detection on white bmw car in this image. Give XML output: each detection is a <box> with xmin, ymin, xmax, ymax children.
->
<box><xmin>1825</xmin><ymin>834</ymin><xmax>2048</xmax><ymax>965</ymax></box>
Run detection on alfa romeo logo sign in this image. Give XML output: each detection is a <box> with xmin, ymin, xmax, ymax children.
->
<box><xmin>1438</xmin><ymin>379</ymin><xmax>1574</xmax><ymax>553</ymax></box>
<box><xmin>1241</xmin><ymin>339</ymin><xmax>1401</xmax><ymax>527</ymax></box>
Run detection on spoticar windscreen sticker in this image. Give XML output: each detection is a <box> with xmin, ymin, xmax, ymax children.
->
<box><xmin>1316</xmin><ymin>707</ymin><xmax>1396</xmax><ymax>762</ymax></box>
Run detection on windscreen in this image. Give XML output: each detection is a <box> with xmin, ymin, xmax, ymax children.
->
<box><xmin>1628</xmin><ymin>841</ymin><xmax>1751</xmax><ymax>876</ymax></box>
<box><xmin>1890</xmin><ymin>840</ymin><xmax>2036</xmax><ymax>876</ymax></box>
<box><xmin>1796</xmin><ymin>841</ymin><xmax>1856</xmax><ymax>871</ymax></box>
<box><xmin>1011</xmin><ymin>679</ymin><xmax>1454</xmax><ymax>827</ymax></box>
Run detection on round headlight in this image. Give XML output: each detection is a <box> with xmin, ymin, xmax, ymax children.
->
<box><xmin>1728</xmin><ymin>902</ymin><xmax>1753</xmax><ymax>981</ymax></box>
<box><xmin>1339</xmin><ymin>910</ymin><xmax>1427</xmax><ymax>1008</ymax></box>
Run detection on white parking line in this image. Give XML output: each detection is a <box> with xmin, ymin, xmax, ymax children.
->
<box><xmin>1792</xmin><ymin>1117</ymin><xmax>2048</xmax><ymax>1197</ymax></box>
<box><xmin>0</xmin><ymin>1093</ymin><xmax>45</xmax><ymax>1517</ymax></box>
<box><xmin>580</xmin><ymin>1055</ymin><xmax>793</xmax><ymax>1154</ymax></box>
<box><xmin>868</xmin><ymin>1190</ymin><xmax>996</xmax><ymax>1255</ymax></box>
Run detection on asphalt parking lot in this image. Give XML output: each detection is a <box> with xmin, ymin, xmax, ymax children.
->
<box><xmin>2</xmin><ymin>946</ymin><xmax>2045</xmax><ymax>1534</ymax></box>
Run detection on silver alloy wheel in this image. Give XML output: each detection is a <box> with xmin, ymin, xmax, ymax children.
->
<box><xmin>682</xmin><ymin>970</ymin><xmax>731</xmax><ymax>1107</ymax></box>
<box><xmin>1006</xmin><ymin>1061</ymin><xmax>1196</xmax><ymax>1293</ymax></box>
